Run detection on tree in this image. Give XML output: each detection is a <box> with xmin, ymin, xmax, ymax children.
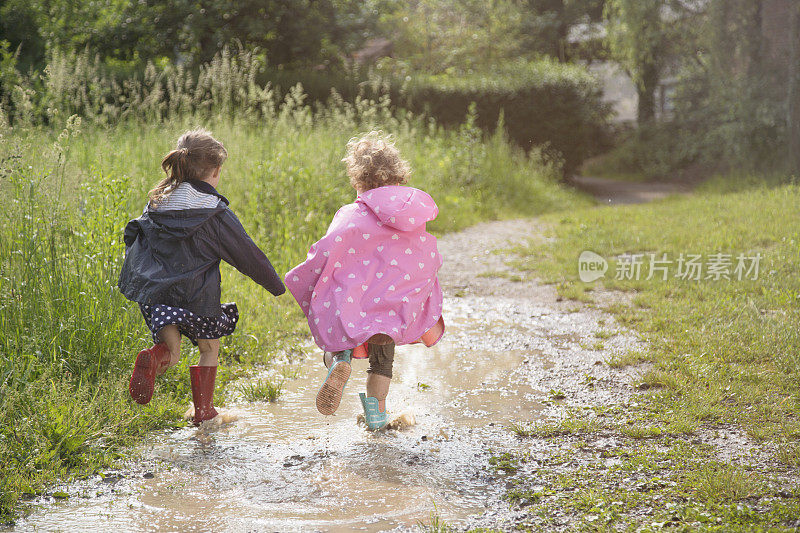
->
<box><xmin>0</xmin><ymin>0</ymin><xmax>370</xmax><ymax>71</ymax></box>
<box><xmin>604</xmin><ymin>0</ymin><xmax>667</xmax><ymax>125</ymax></box>
<box><xmin>520</xmin><ymin>0</ymin><xmax>605</xmax><ymax>62</ymax></box>
<box><xmin>0</xmin><ymin>0</ymin><xmax>46</xmax><ymax>71</ymax></box>
<box><xmin>375</xmin><ymin>0</ymin><xmax>526</xmax><ymax>73</ymax></box>
<box><xmin>788</xmin><ymin>4</ymin><xmax>800</xmax><ymax>172</ymax></box>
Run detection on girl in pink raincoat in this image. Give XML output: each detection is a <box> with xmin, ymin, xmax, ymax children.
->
<box><xmin>285</xmin><ymin>132</ymin><xmax>445</xmax><ymax>430</ymax></box>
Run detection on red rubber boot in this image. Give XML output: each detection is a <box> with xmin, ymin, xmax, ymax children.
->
<box><xmin>129</xmin><ymin>343</ymin><xmax>171</xmax><ymax>405</ymax></box>
<box><xmin>189</xmin><ymin>365</ymin><xmax>219</xmax><ymax>426</ymax></box>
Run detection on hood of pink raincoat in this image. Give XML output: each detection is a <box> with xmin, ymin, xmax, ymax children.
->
<box><xmin>358</xmin><ymin>186</ymin><xmax>438</xmax><ymax>231</ymax></box>
<box><xmin>284</xmin><ymin>186</ymin><xmax>444</xmax><ymax>352</ymax></box>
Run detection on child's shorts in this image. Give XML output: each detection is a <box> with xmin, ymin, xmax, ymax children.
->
<box><xmin>365</xmin><ymin>342</ymin><xmax>395</xmax><ymax>379</ymax></box>
<box><xmin>139</xmin><ymin>303</ymin><xmax>239</xmax><ymax>345</ymax></box>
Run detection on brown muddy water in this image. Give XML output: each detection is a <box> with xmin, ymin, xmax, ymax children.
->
<box><xmin>10</xmin><ymin>302</ymin><xmax>549</xmax><ymax>533</ymax></box>
<box><xmin>11</xmin><ymin>219</ymin><xmax>644</xmax><ymax>532</ymax></box>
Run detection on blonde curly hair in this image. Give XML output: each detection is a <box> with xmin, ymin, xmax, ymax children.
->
<box><xmin>342</xmin><ymin>131</ymin><xmax>410</xmax><ymax>192</ymax></box>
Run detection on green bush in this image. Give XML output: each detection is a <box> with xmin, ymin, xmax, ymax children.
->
<box><xmin>394</xmin><ymin>59</ymin><xmax>612</xmax><ymax>175</ymax></box>
<box><xmin>266</xmin><ymin>59</ymin><xmax>612</xmax><ymax>176</ymax></box>
<box><xmin>0</xmin><ymin>46</ymin><xmax>610</xmax><ymax>176</ymax></box>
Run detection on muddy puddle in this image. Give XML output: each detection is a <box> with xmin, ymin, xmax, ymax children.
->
<box><xmin>11</xmin><ymin>304</ymin><xmax>548</xmax><ymax>532</ymax></box>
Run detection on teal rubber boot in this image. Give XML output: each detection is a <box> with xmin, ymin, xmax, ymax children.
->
<box><xmin>359</xmin><ymin>392</ymin><xmax>388</xmax><ymax>430</ymax></box>
<box><xmin>316</xmin><ymin>350</ymin><xmax>352</xmax><ymax>415</ymax></box>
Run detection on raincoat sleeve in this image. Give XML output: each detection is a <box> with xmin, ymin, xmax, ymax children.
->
<box><xmin>216</xmin><ymin>209</ymin><xmax>286</xmax><ymax>296</ymax></box>
<box><xmin>122</xmin><ymin>218</ymin><xmax>141</xmax><ymax>248</ymax></box>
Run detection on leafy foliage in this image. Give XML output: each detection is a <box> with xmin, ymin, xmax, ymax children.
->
<box><xmin>519</xmin><ymin>0</ymin><xmax>607</xmax><ymax>62</ymax></box>
<box><xmin>604</xmin><ymin>0</ymin><xmax>670</xmax><ymax>124</ymax></box>
<box><xmin>599</xmin><ymin>1</ymin><xmax>798</xmax><ymax>176</ymax></box>
<box><xmin>392</xmin><ymin>59</ymin><xmax>612</xmax><ymax>174</ymax></box>
<box><xmin>375</xmin><ymin>0</ymin><xmax>526</xmax><ymax>73</ymax></box>
<box><xmin>0</xmin><ymin>0</ymin><xmax>370</xmax><ymax>70</ymax></box>
<box><xmin>266</xmin><ymin>59</ymin><xmax>612</xmax><ymax>174</ymax></box>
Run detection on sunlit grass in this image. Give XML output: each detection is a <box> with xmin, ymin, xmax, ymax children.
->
<box><xmin>238</xmin><ymin>379</ymin><xmax>284</xmax><ymax>403</ymax></box>
<box><xmin>513</xmin><ymin>176</ymin><xmax>800</xmax><ymax>440</ymax></box>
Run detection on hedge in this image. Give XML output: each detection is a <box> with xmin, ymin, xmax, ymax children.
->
<box><xmin>265</xmin><ymin>59</ymin><xmax>613</xmax><ymax>175</ymax></box>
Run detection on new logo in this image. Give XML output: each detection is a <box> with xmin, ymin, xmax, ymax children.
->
<box><xmin>578</xmin><ymin>251</ymin><xmax>608</xmax><ymax>282</ymax></box>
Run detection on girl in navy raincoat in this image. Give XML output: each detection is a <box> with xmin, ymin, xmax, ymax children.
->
<box><xmin>119</xmin><ymin>128</ymin><xmax>285</xmax><ymax>425</ymax></box>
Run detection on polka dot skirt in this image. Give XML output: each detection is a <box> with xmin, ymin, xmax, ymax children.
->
<box><xmin>139</xmin><ymin>303</ymin><xmax>239</xmax><ymax>344</ymax></box>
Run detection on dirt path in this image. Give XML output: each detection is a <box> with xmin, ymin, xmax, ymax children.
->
<box><xmin>571</xmin><ymin>175</ymin><xmax>692</xmax><ymax>205</ymax></box>
<box><xmin>9</xmin><ymin>220</ymin><xmax>648</xmax><ymax>532</ymax></box>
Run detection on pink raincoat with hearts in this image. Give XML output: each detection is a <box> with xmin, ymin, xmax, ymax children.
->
<box><xmin>285</xmin><ymin>186</ymin><xmax>444</xmax><ymax>352</ymax></box>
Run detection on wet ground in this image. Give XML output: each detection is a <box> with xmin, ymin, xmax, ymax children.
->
<box><xmin>9</xmin><ymin>218</ymin><xmax>646</xmax><ymax>532</ymax></box>
<box><xmin>13</xmin><ymin>322</ymin><xmax>534</xmax><ymax>532</ymax></box>
<box><xmin>571</xmin><ymin>175</ymin><xmax>692</xmax><ymax>205</ymax></box>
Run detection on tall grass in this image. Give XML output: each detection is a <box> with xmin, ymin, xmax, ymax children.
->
<box><xmin>0</xmin><ymin>48</ymin><xmax>586</xmax><ymax>520</ymax></box>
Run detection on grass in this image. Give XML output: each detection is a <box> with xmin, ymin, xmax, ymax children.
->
<box><xmin>606</xmin><ymin>349</ymin><xmax>648</xmax><ymax>368</ymax></box>
<box><xmin>488</xmin><ymin>452</ymin><xmax>521</xmax><ymax>474</ymax></box>
<box><xmin>504</xmin><ymin>489</ymin><xmax>543</xmax><ymax>507</ymax></box>
<box><xmin>501</xmin><ymin>172</ymin><xmax>800</xmax><ymax>530</ymax></box>
<box><xmin>688</xmin><ymin>463</ymin><xmax>763</xmax><ymax>503</ymax></box>
<box><xmin>0</xmin><ymin>73</ymin><xmax>584</xmax><ymax>520</ymax></box>
<box><xmin>417</xmin><ymin>503</ymin><xmax>455</xmax><ymax>533</ymax></box>
<box><xmin>500</xmin><ymin>431</ymin><xmax>800</xmax><ymax>531</ymax></box>
<box><xmin>510</xmin><ymin>416</ymin><xmax>602</xmax><ymax>438</ymax></box>
<box><xmin>237</xmin><ymin>379</ymin><xmax>283</xmax><ymax>402</ymax></box>
<box><xmin>511</xmin><ymin>174</ymin><xmax>800</xmax><ymax>441</ymax></box>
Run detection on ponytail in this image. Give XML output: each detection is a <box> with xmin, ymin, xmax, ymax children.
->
<box><xmin>149</xmin><ymin>148</ymin><xmax>190</xmax><ymax>205</ymax></box>
<box><xmin>149</xmin><ymin>129</ymin><xmax>228</xmax><ymax>206</ymax></box>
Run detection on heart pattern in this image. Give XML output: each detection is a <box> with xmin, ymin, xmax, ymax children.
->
<box><xmin>284</xmin><ymin>186</ymin><xmax>444</xmax><ymax>351</ymax></box>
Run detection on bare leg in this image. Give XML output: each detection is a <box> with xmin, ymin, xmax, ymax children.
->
<box><xmin>157</xmin><ymin>324</ymin><xmax>182</xmax><ymax>368</ymax></box>
<box><xmin>197</xmin><ymin>338</ymin><xmax>220</xmax><ymax>367</ymax></box>
<box><xmin>366</xmin><ymin>373</ymin><xmax>391</xmax><ymax>412</ymax></box>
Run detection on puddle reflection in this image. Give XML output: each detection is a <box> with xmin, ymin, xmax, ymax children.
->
<box><xmin>12</xmin><ymin>313</ymin><xmax>548</xmax><ymax>532</ymax></box>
